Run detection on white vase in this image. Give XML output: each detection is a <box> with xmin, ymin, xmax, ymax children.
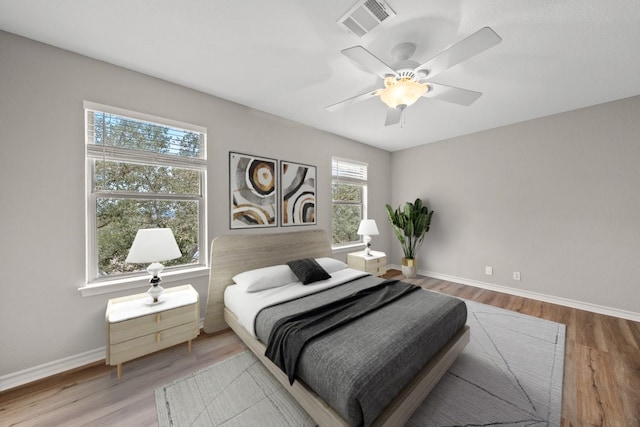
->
<box><xmin>402</xmin><ymin>257</ymin><xmax>417</xmax><ymax>279</ymax></box>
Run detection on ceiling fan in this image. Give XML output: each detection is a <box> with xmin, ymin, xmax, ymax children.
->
<box><xmin>326</xmin><ymin>27</ymin><xmax>502</xmax><ymax>126</ymax></box>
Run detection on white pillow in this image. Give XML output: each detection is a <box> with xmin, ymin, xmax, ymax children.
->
<box><xmin>232</xmin><ymin>264</ymin><xmax>298</xmax><ymax>292</ymax></box>
<box><xmin>316</xmin><ymin>257</ymin><xmax>347</xmax><ymax>274</ymax></box>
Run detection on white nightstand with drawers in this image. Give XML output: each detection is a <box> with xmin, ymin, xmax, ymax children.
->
<box><xmin>105</xmin><ymin>284</ymin><xmax>199</xmax><ymax>379</ymax></box>
<box><xmin>347</xmin><ymin>250</ymin><xmax>387</xmax><ymax>277</ymax></box>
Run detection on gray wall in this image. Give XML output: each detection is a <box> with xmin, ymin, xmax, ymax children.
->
<box><xmin>2</xmin><ymin>28</ymin><xmax>639</xmax><ymax>380</ymax></box>
<box><xmin>0</xmin><ymin>31</ymin><xmax>391</xmax><ymax>376</ymax></box>
<box><xmin>390</xmin><ymin>95</ymin><xmax>640</xmax><ymax>314</ymax></box>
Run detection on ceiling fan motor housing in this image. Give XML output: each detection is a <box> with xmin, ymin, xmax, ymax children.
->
<box><xmin>396</xmin><ymin>69</ymin><xmax>417</xmax><ymax>80</ymax></box>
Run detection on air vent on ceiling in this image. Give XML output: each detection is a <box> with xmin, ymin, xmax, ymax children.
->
<box><xmin>338</xmin><ymin>0</ymin><xmax>397</xmax><ymax>38</ymax></box>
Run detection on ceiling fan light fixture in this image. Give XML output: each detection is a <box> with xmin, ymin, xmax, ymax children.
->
<box><xmin>379</xmin><ymin>77</ymin><xmax>427</xmax><ymax>108</ymax></box>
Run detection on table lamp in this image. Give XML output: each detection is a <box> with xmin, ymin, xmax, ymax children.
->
<box><xmin>125</xmin><ymin>228</ymin><xmax>181</xmax><ymax>303</ymax></box>
<box><xmin>357</xmin><ymin>219</ymin><xmax>379</xmax><ymax>256</ymax></box>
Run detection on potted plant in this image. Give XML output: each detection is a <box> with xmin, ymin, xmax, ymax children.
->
<box><xmin>385</xmin><ymin>198</ymin><xmax>434</xmax><ymax>278</ymax></box>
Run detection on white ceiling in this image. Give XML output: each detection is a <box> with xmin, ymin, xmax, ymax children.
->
<box><xmin>1</xmin><ymin>0</ymin><xmax>639</xmax><ymax>152</ymax></box>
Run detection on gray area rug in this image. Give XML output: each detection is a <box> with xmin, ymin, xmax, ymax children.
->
<box><xmin>156</xmin><ymin>300</ymin><xmax>565</xmax><ymax>426</ymax></box>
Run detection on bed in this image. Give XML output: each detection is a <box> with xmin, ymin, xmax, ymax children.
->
<box><xmin>203</xmin><ymin>229</ymin><xmax>469</xmax><ymax>427</ymax></box>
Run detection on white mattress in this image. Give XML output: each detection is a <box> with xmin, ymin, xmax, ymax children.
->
<box><xmin>224</xmin><ymin>267</ymin><xmax>367</xmax><ymax>337</ymax></box>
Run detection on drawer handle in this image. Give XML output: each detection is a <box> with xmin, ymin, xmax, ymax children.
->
<box><xmin>156</xmin><ymin>333</ymin><xmax>161</xmax><ymax>343</ymax></box>
<box><xmin>156</xmin><ymin>314</ymin><xmax>161</xmax><ymax>323</ymax></box>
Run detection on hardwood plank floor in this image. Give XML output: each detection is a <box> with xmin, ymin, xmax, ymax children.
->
<box><xmin>402</xmin><ymin>273</ymin><xmax>640</xmax><ymax>427</ymax></box>
<box><xmin>1</xmin><ymin>271</ymin><xmax>638</xmax><ymax>426</ymax></box>
<box><xmin>0</xmin><ymin>330</ymin><xmax>246</xmax><ymax>426</ymax></box>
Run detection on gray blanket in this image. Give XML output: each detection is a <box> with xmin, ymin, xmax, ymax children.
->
<box><xmin>265</xmin><ymin>280</ymin><xmax>419</xmax><ymax>385</ymax></box>
<box><xmin>255</xmin><ymin>275</ymin><xmax>467</xmax><ymax>427</ymax></box>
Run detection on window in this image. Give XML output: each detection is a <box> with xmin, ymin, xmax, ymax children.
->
<box><xmin>332</xmin><ymin>158</ymin><xmax>368</xmax><ymax>246</ymax></box>
<box><xmin>85</xmin><ymin>102</ymin><xmax>207</xmax><ymax>283</ymax></box>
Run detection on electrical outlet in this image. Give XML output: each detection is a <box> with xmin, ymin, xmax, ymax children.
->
<box><xmin>513</xmin><ymin>271</ymin><xmax>521</xmax><ymax>281</ymax></box>
<box><xmin>485</xmin><ymin>266</ymin><xmax>493</xmax><ymax>276</ymax></box>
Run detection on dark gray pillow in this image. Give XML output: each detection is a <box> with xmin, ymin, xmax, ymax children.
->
<box><xmin>287</xmin><ymin>258</ymin><xmax>331</xmax><ymax>284</ymax></box>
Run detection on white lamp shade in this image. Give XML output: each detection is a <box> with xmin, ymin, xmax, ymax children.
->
<box><xmin>125</xmin><ymin>228</ymin><xmax>181</xmax><ymax>263</ymax></box>
<box><xmin>357</xmin><ymin>219</ymin><xmax>379</xmax><ymax>236</ymax></box>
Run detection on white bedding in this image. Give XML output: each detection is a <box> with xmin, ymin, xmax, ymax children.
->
<box><xmin>224</xmin><ymin>267</ymin><xmax>368</xmax><ymax>337</ymax></box>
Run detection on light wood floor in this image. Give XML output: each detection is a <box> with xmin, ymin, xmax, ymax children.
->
<box><xmin>404</xmin><ymin>274</ymin><xmax>640</xmax><ymax>427</ymax></box>
<box><xmin>1</xmin><ymin>271</ymin><xmax>639</xmax><ymax>426</ymax></box>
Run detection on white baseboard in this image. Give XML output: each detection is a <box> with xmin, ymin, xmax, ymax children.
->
<box><xmin>0</xmin><ymin>318</ymin><xmax>208</xmax><ymax>392</ymax></box>
<box><xmin>388</xmin><ymin>264</ymin><xmax>640</xmax><ymax>323</ymax></box>
<box><xmin>0</xmin><ymin>347</ymin><xmax>105</xmax><ymax>392</ymax></box>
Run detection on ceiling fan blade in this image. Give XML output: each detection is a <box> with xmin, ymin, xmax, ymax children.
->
<box><xmin>384</xmin><ymin>106</ymin><xmax>403</xmax><ymax>126</ymax></box>
<box><xmin>342</xmin><ymin>46</ymin><xmax>398</xmax><ymax>79</ymax></box>
<box><xmin>326</xmin><ymin>88</ymin><xmax>380</xmax><ymax>112</ymax></box>
<box><xmin>423</xmin><ymin>83</ymin><xmax>482</xmax><ymax>106</ymax></box>
<box><xmin>415</xmin><ymin>27</ymin><xmax>502</xmax><ymax>79</ymax></box>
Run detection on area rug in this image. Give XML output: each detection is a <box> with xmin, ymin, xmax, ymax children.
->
<box><xmin>156</xmin><ymin>300</ymin><xmax>565</xmax><ymax>426</ymax></box>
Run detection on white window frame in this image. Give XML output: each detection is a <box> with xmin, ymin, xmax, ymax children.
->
<box><xmin>82</xmin><ymin>101</ymin><xmax>208</xmax><ymax>294</ymax></box>
<box><xmin>331</xmin><ymin>157</ymin><xmax>368</xmax><ymax>249</ymax></box>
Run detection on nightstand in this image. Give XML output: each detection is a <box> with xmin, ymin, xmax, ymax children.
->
<box><xmin>105</xmin><ymin>284</ymin><xmax>200</xmax><ymax>379</ymax></box>
<box><xmin>347</xmin><ymin>250</ymin><xmax>387</xmax><ymax>276</ymax></box>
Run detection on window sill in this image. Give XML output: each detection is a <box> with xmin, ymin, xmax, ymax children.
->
<box><xmin>332</xmin><ymin>243</ymin><xmax>366</xmax><ymax>254</ymax></box>
<box><xmin>78</xmin><ymin>266</ymin><xmax>209</xmax><ymax>297</ymax></box>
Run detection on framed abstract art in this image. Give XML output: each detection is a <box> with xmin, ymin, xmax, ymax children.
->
<box><xmin>280</xmin><ymin>160</ymin><xmax>316</xmax><ymax>226</ymax></box>
<box><xmin>229</xmin><ymin>152</ymin><xmax>277</xmax><ymax>229</ymax></box>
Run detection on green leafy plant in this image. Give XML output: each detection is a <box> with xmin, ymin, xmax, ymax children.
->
<box><xmin>385</xmin><ymin>198</ymin><xmax>434</xmax><ymax>259</ymax></box>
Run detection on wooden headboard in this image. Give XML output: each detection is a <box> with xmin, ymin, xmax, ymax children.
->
<box><xmin>203</xmin><ymin>229</ymin><xmax>332</xmax><ymax>333</ymax></box>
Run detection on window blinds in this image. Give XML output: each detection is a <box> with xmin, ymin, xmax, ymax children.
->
<box><xmin>332</xmin><ymin>158</ymin><xmax>368</xmax><ymax>183</ymax></box>
<box><xmin>85</xmin><ymin>104</ymin><xmax>206</xmax><ymax>170</ymax></box>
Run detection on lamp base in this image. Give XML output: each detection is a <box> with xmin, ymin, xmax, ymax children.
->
<box><xmin>147</xmin><ymin>283</ymin><xmax>164</xmax><ymax>303</ymax></box>
<box><xmin>363</xmin><ymin>235</ymin><xmax>372</xmax><ymax>256</ymax></box>
<box><xmin>146</xmin><ymin>263</ymin><xmax>165</xmax><ymax>303</ymax></box>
